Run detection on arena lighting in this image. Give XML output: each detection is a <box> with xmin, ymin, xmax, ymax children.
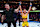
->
<box><xmin>32</xmin><ymin>6</ymin><xmax>37</xmax><ymax>11</ymax></box>
<box><xmin>35</xmin><ymin>3</ymin><xmax>37</xmax><ymax>4</ymax></box>
<box><xmin>0</xmin><ymin>10</ymin><xmax>3</xmax><ymax>12</ymax></box>
<box><xmin>37</xmin><ymin>5</ymin><xmax>39</xmax><ymax>7</ymax></box>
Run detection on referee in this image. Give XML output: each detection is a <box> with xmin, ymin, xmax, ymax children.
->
<box><xmin>2</xmin><ymin>4</ymin><xmax>16</xmax><ymax>27</ymax></box>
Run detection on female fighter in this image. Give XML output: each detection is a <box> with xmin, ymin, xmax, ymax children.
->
<box><xmin>19</xmin><ymin>2</ymin><xmax>32</xmax><ymax>27</ymax></box>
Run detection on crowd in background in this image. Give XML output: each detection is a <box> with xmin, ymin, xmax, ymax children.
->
<box><xmin>0</xmin><ymin>1</ymin><xmax>40</xmax><ymax>10</ymax></box>
<box><xmin>29</xmin><ymin>12</ymin><xmax>40</xmax><ymax>22</ymax></box>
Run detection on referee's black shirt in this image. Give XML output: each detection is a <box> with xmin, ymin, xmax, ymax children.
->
<box><xmin>3</xmin><ymin>8</ymin><xmax>14</xmax><ymax>22</ymax></box>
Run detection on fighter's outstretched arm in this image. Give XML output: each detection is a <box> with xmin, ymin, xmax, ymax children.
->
<box><xmin>19</xmin><ymin>2</ymin><xmax>23</xmax><ymax>13</ymax></box>
<box><xmin>27</xmin><ymin>3</ymin><xmax>32</xmax><ymax>15</ymax></box>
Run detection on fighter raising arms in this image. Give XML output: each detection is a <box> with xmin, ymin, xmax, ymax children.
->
<box><xmin>19</xmin><ymin>2</ymin><xmax>32</xmax><ymax>27</ymax></box>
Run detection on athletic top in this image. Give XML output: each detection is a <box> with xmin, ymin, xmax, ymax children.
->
<box><xmin>22</xmin><ymin>13</ymin><xmax>28</xmax><ymax>18</ymax></box>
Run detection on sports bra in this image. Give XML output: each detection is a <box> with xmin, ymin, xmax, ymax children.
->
<box><xmin>22</xmin><ymin>13</ymin><xmax>28</xmax><ymax>18</ymax></box>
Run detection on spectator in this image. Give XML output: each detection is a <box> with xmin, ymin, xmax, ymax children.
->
<box><xmin>33</xmin><ymin>17</ymin><xmax>36</xmax><ymax>21</ymax></box>
<box><xmin>39</xmin><ymin>14</ymin><xmax>40</xmax><ymax>22</ymax></box>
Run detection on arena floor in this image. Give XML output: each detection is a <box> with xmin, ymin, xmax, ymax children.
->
<box><xmin>0</xmin><ymin>21</ymin><xmax>40</xmax><ymax>27</ymax></box>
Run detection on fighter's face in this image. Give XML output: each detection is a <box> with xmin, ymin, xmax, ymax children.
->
<box><xmin>5</xmin><ymin>4</ymin><xmax>10</xmax><ymax>9</ymax></box>
<box><xmin>23</xmin><ymin>9</ymin><xmax>26</xmax><ymax>13</ymax></box>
